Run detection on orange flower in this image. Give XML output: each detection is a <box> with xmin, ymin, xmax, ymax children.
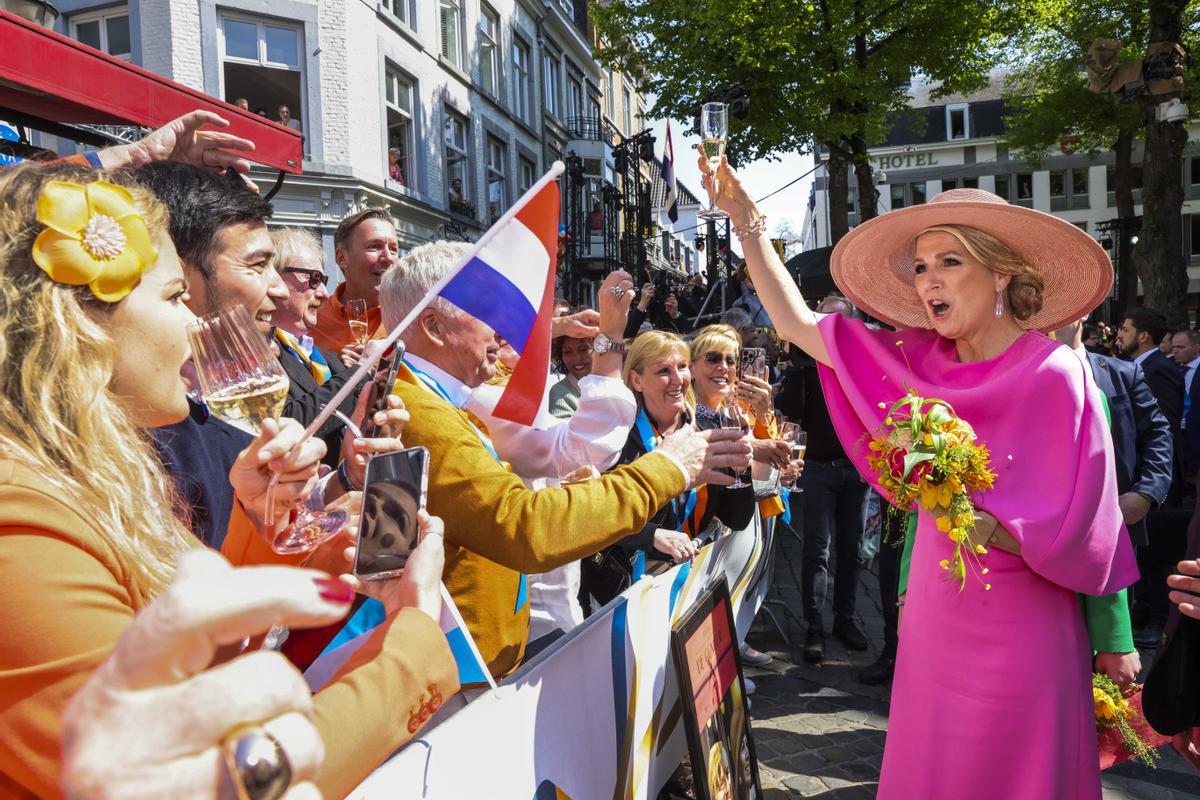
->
<box><xmin>32</xmin><ymin>180</ymin><xmax>157</xmax><ymax>302</ymax></box>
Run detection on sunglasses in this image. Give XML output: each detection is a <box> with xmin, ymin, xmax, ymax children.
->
<box><xmin>703</xmin><ymin>352</ymin><xmax>738</xmax><ymax>367</ymax></box>
<box><xmin>283</xmin><ymin>267</ymin><xmax>329</xmax><ymax>290</ymax></box>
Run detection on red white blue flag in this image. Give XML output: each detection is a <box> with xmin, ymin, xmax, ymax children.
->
<box><xmin>661</xmin><ymin>120</ymin><xmax>679</xmax><ymax>223</ymax></box>
<box><xmin>437</xmin><ymin>165</ymin><xmax>562</xmax><ymax>426</ymax></box>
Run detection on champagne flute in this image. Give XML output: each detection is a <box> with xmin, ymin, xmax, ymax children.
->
<box><xmin>718</xmin><ymin>399</ymin><xmax>750</xmax><ymax>489</ymax></box>
<box><xmin>697</xmin><ymin>102</ymin><xmax>729</xmax><ymax>220</ymax></box>
<box><xmin>187</xmin><ymin>306</ymin><xmax>348</xmax><ymax>553</ymax></box>
<box><xmin>782</xmin><ymin>426</ymin><xmax>807</xmax><ymax>493</ymax></box>
<box><xmin>346</xmin><ymin>298</ymin><xmax>370</xmax><ymax>347</ymax></box>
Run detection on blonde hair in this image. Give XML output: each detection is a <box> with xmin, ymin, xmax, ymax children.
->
<box><xmin>917</xmin><ymin>224</ymin><xmax>1044</xmax><ymax>321</ymax></box>
<box><xmin>622</xmin><ymin>330</ymin><xmax>695</xmax><ymax>418</ymax></box>
<box><xmin>0</xmin><ymin>163</ymin><xmax>194</xmax><ymax>606</ymax></box>
<box><xmin>689</xmin><ymin>323</ymin><xmax>741</xmax><ymax>364</ymax></box>
<box><xmin>271</xmin><ymin>226</ymin><xmax>324</xmax><ymax>273</ymax></box>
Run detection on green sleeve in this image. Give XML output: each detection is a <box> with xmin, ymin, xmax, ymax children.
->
<box><xmin>1080</xmin><ymin>589</ymin><xmax>1134</xmax><ymax>654</ymax></box>
<box><xmin>897</xmin><ymin>510</ymin><xmax>917</xmax><ymax>596</ymax></box>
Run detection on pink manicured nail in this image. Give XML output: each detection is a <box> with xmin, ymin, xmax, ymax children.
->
<box><xmin>313</xmin><ymin>577</ymin><xmax>354</xmax><ymax>604</ymax></box>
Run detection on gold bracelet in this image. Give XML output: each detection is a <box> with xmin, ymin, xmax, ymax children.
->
<box><xmin>732</xmin><ymin>215</ymin><xmax>767</xmax><ymax>242</ymax></box>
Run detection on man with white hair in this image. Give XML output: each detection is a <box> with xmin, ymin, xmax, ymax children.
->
<box><xmin>379</xmin><ymin>242</ymin><xmax>752</xmax><ymax>677</ymax></box>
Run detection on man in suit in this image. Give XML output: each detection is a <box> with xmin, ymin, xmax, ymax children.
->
<box><xmin>1116</xmin><ymin>308</ymin><xmax>1184</xmax><ymax>435</ymax></box>
<box><xmin>1056</xmin><ymin>319</ymin><xmax>1174</xmax><ymax>683</ymax></box>
<box><xmin>1172</xmin><ymin>329</ymin><xmax>1200</xmax><ymax>490</ymax></box>
<box><xmin>378</xmin><ymin>241</ymin><xmax>752</xmax><ymax>678</ymax></box>
<box><xmin>270</xmin><ymin>226</ymin><xmax>360</xmax><ymax>466</ymax></box>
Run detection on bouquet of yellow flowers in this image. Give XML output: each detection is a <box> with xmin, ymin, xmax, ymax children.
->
<box><xmin>866</xmin><ymin>391</ymin><xmax>997</xmax><ymax>590</ymax></box>
<box><xmin>1093</xmin><ymin>674</ymin><xmax>1162</xmax><ymax>768</ymax></box>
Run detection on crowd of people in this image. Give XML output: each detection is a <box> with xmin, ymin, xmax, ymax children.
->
<box><xmin>0</xmin><ymin>109</ymin><xmax>1197</xmax><ymax>800</ymax></box>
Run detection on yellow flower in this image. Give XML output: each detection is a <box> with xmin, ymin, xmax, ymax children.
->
<box><xmin>1094</xmin><ymin>688</ymin><xmax>1120</xmax><ymax>721</ymax></box>
<box><xmin>935</xmin><ymin>516</ymin><xmax>952</xmax><ymax>533</ymax></box>
<box><xmin>32</xmin><ymin>180</ymin><xmax>157</xmax><ymax>302</ymax></box>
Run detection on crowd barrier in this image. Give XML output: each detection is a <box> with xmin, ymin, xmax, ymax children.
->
<box><xmin>349</xmin><ymin>510</ymin><xmax>776</xmax><ymax>799</ymax></box>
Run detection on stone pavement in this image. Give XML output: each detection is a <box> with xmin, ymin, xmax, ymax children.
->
<box><xmin>740</xmin><ymin>518</ymin><xmax>1200</xmax><ymax>799</ymax></box>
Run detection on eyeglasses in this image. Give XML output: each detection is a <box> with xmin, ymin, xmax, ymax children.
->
<box><xmin>283</xmin><ymin>268</ymin><xmax>329</xmax><ymax>290</ymax></box>
<box><xmin>703</xmin><ymin>352</ymin><xmax>737</xmax><ymax>367</ymax></box>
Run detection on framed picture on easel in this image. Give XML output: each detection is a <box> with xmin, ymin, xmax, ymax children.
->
<box><xmin>670</xmin><ymin>577</ymin><xmax>762</xmax><ymax>800</ymax></box>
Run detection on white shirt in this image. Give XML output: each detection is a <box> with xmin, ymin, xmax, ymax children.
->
<box><xmin>1184</xmin><ymin>356</ymin><xmax>1200</xmax><ymax>395</ymax></box>
<box><xmin>1133</xmin><ymin>348</ymin><xmax>1156</xmax><ymax>369</ymax></box>
<box><xmin>405</xmin><ymin>353</ymin><xmax>473</xmax><ymax>408</ymax></box>
<box><xmin>467</xmin><ymin>374</ymin><xmax>639</xmax><ymax>640</ymax></box>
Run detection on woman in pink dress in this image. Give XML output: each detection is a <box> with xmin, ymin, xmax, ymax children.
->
<box><xmin>699</xmin><ymin>157</ymin><xmax>1139</xmax><ymax>799</ymax></box>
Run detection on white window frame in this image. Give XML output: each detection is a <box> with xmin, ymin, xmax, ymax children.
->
<box><xmin>439</xmin><ymin>0</ymin><xmax>464</xmax><ymax>69</ymax></box>
<box><xmin>622</xmin><ymin>86</ymin><xmax>632</xmax><ymax>134</ymax></box>
<box><xmin>542</xmin><ymin>51</ymin><xmax>561</xmax><ymax>119</ymax></box>
<box><xmin>518</xmin><ymin>156</ymin><xmax>536</xmax><ymax>194</ymax></box>
<box><xmin>71</xmin><ymin>6</ymin><xmax>132</xmax><ymax>60</ymax></box>
<box><xmin>604</xmin><ymin>70</ymin><xmax>616</xmax><ymax>120</ymax></box>
<box><xmin>565</xmin><ymin>65</ymin><xmax>584</xmax><ymax>121</ymax></box>
<box><xmin>217</xmin><ymin>13</ymin><xmax>306</xmax><ymax>133</ymax></box>
<box><xmin>444</xmin><ymin>109</ymin><xmax>472</xmax><ymax>215</ymax></box>
<box><xmin>385</xmin><ymin>67</ymin><xmax>415</xmax><ymax>187</ymax></box>
<box><xmin>512</xmin><ymin>37</ymin><xmax>532</xmax><ymax>123</ymax></box>
<box><xmin>479</xmin><ymin>4</ymin><xmax>499</xmax><ymax>98</ymax></box>
<box><xmin>486</xmin><ymin>135</ymin><xmax>508</xmax><ymax>224</ymax></box>
<box><xmin>380</xmin><ymin>0</ymin><xmax>412</xmax><ymax>27</ymax></box>
<box><xmin>945</xmin><ymin>102</ymin><xmax>969</xmax><ymax>141</ymax></box>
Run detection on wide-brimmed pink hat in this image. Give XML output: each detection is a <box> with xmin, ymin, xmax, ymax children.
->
<box><xmin>829</xmin><ymin>188</ymin><xmax>1113</xmax><ymax>331</ymax></box>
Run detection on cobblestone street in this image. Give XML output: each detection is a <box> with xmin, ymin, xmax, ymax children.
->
<box><xmin>742</xmin><ymin>520</ymin><xmax>1200</xmax><ymax>799</ymax></box>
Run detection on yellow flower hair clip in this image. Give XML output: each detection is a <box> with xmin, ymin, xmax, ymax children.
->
<box><xmin>31</xmin><ymin>180</ymin><xmax>157</xmax><ymax>302</ymax></box>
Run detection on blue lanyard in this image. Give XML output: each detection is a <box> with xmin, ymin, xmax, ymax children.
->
<box><xmin>405</xmin><ymin>359</ymin><xmax>502</xmax><ymax>464</ymax></box>
<box><xmin>635</xmin><ymin>407</ymin><xmax>697</xmax><ymax>532</ymax></box>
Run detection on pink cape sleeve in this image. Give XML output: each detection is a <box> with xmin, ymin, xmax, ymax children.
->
<box><xmin>814</xmin><ymin>313</ymin><xmax>1138</xmax><ymax>596</ymax></box>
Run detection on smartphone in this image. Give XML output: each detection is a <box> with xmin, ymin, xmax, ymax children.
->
<box><xmin>353</xmin><ymin>446</ymin><xmax>429</xmax><ymax>580</ymax></box>
<box><xmin>739</xmin><ymin>347</ymin><xmax>767</xmax><ymax>380</ymax></box>
<box><xmin>359</xmin><ymin>343</ymin><xmax>405</xmax><ymax>440</ymax></box>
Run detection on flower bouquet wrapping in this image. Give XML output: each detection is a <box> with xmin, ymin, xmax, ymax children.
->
<box><xmin>1093</xmin><ymin>674</ymin><xmax>1169</xmax><ymax>769</ymax></box>
<box><xmin>866</xmin><ymin>391</ymin><xmax>997</xmax><ymax>590</ymax></box>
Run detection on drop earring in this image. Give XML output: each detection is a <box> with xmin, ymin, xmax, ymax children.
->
<box><xmin>994</xmin><ymin>292</ymin><xmax>1004</xmax><ymax>318</ymax></box>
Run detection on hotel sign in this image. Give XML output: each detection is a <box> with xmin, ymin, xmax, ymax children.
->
<box><xmin>872</xmin><ymin>152</ymin><xmax>941</xmax><ymax>170</ymax></box>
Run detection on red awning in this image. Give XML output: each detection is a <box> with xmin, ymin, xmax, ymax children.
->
<box><xmin>0</xmin><ymin>10</ymin><xmax>303</xmax><ymax>173</ymax></box>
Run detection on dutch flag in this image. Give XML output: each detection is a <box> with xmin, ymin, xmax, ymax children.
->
<box><xmin>436</xmin><ymin>164</ymin><xmax>562</xmax><ymax>426</ymax></box>
<box><xmin>661</xmin><ymin>120</ymin><xmax>678</xmax><ymax>223</ymax></box>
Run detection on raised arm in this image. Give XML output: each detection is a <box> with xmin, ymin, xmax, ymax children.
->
<box><xmin>698</xmin><ymin>154</ymin><xmax>830</xmax><ymax>366</ymax></box>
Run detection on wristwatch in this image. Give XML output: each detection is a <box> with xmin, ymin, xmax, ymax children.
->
<box><xmin>593</xmin><ymin>333</ymin><xmax>626</xmax><ymax>355</ymax></box>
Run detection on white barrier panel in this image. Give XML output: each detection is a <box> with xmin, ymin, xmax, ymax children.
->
<box><xmin>350</xmin><ymin>512</ymin><xmax>775</xmax><ymax>800</ymax></box>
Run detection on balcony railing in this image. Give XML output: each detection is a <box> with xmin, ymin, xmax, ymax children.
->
<box><xmin>565</xmin><ymin>116</ymin><xmax>615</xmax><ymax>146</ymax></box>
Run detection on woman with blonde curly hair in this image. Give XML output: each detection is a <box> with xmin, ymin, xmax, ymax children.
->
<box><xmin>0</xmin><ymin>163</ymin><xmax>457</xmax><ymax>798</ymax></box>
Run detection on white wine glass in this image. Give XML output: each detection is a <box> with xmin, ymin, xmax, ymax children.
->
<box><xmin>697</xmin><ymin>102</ymin><xmax>729</xmax><ymax>220</ymax></box>
<box><xmin>346</xmin><ymin>298</ymin><xmax>370</xmax><ymax>347</ymax></box>
<box><xmin>718</xmin><ymin>399</ymin><xmax>750</xmax><ymax>489</ymax></box>
<box><xmin>186</xmin><ymin>305</ymin><xmax>348</xmax><ymax>554</ymax></box>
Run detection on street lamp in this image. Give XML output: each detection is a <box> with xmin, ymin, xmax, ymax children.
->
<box><xmin>2</xmin><ymin>0</ymin><xmax>59</xmax><ymax>27</ymax></box>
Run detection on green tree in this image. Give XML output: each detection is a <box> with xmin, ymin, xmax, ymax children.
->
<box><xmin>592</xmin><ymin>0</ymin><xmax>1019</xmax><ymax>243</ymax></box>
<box><xmin>1002</xmin><ymin>0</ymin><xmax>1198</xmax><ymax>324</ymax></box>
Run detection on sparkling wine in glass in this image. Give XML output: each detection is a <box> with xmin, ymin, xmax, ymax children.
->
<box><xmin>346</xmin><ymin>298</ymin><xmax>370</xmax><ymax>346</ymax></box>
<box><xmin>698</xmin><ymin>102</ymin><xmax>729</xmax><ymax>220</ymax></box>
<box><xmin>719</xmin><ymin>400</ymin><xmax>750</xmax><ymax>489</ymax></box>
<box><xmin>187</xmin><ymin>306</ymin><xmax>348</xmax><ymax>553</ymax></box>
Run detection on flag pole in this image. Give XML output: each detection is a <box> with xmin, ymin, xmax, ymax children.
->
<box><xmin>297</xmin><ymin>161</ymin><xmax>566</xmax><ymax>443</ymax></box>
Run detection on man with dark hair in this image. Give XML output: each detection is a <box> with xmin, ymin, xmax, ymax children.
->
<box><xmin>135</xmin><ymin>163</ymin><xmax>281</xmax><ymax>547</ymax></box>
<box><xmin>1117</xmin><ymin>308</ymin><xmax>1184</xmax><ymax>434</ymax></box>
<box><xmin>312</xmin><ymin>207</ymin><xmax>399</xmax><ymax>357</ymax></box>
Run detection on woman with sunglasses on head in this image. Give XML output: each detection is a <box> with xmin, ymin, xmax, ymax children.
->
<box><xmin>580</xmin><ymin>331</ymin><xmax>755</xmax><ymax>610</ymax></box>
<box><xmin>0</xmin><ymin>164</ymin><xmax>457</xmax><ymax>799</ymax></box>
<box><xmin>270</xmin><ymin>226</ymin><xmax>364</xmax><ymax>466</ymax></box>
<box><xmin>690</xmin><ymin>324</ymin><xmax>792</xmax><ymax>475</ymax></box>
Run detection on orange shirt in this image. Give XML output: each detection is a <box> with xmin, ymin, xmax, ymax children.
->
<box><xmin>311</xmin><ymin>283</ymin><xmax>386</xmax><ymax>353</ymax></box>
<box><xmin>0</xmin><ymin>458</ymin><xmax>457</xmax><ymax>798</ymax></box>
